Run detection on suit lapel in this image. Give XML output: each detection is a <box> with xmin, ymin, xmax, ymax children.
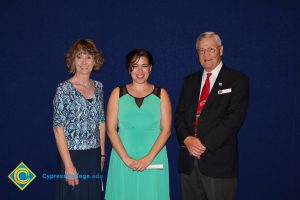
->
<box><xmin>190</xmin><ymin>71</ymin><xmax>203</xmax><ymax>121</ymax></box>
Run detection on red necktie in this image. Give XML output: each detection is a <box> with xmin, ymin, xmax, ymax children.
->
<box><xmin>194</xmin><ymin>73</ymin><xmax>212</xmax><ymax>135</ymax></box>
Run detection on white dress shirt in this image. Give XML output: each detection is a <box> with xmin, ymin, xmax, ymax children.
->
<box><xmin>199</xmin><ymin>61</ymin><xmax>223</xmax><ymax>97</ymax></box>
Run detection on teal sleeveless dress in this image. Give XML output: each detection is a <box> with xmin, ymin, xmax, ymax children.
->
<box><xmin>105</xmin><ymin>86</ymin><xmax>170</xmax><ymax>200</ymax></box>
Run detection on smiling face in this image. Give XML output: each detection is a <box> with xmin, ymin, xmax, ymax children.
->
<box><xmin>197</xmin><ymin>37</ymin><xmax>223</xmax><ymax>72</ymax></box>
<box><xmin>129</xmin><ymin>56</ymin><xmax>152</xmax><ymax>84</ymax></box>
<box><xmin>74</xmin><ymin>51</ymin><xmax>95</xmax><ymax>75</ymax></box>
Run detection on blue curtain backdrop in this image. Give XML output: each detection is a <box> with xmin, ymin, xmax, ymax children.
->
<box><xmin>0</xmin><ymin>0</ymin><xmax>299</xmax><ymax>199</ymax></box>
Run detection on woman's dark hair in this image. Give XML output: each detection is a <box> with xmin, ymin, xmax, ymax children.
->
<box><xmin>126</xmin><ymin>49</ymin><xmax>153</xmax><ymax>71</ymax></box>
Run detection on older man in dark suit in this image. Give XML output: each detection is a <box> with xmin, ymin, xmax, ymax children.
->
<box><xmin>175</xmin><ymin>32</ymin><xmax>249</xmax><ymax>200</ymax></box>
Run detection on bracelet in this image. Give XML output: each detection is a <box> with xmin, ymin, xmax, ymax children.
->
<box><xmin>101</xmin><ymin>155</ymin><xmax>106</xmax><ymax>157</ymax></box>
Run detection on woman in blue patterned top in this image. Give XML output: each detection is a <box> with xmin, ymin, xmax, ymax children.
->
<box><xmin>53</xmin><ymin>39</ymin><xmax>105</xmax><ymax>200</ymax></box>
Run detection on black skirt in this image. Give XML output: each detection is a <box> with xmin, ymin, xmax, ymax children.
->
<box><xmin>56</xmin><ymin>147</ymin><xmax>103</xmax><ymax>200</ymax></box>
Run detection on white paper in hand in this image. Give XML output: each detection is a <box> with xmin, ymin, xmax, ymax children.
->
<box><xmin>146</xmin><ymin>164</ymin><xmax>164</xmax><ymax>169</ymax></box>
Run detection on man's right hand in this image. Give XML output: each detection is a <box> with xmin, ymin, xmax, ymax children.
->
<box><xmin>183</xmin><ymin>136</ymin><xmax>206</xmax><ymax>159</ymax></box>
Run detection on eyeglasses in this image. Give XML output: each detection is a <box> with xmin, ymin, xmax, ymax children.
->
<box><xmin>197</xmin><ymin>46</ymin><xmax>221</xmax><ymax>55</ymax></box>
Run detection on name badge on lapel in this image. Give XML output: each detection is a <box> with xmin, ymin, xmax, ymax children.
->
<box><xmin>218</xmin><ymin>88</ymin><xmax>232</xmax><ymax>94</ymax></box>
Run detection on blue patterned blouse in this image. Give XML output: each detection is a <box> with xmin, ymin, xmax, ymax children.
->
<box><xmin>53</xmin><ymin>80</ymin><xmax>105</xmax><ymax>150</ymax></box>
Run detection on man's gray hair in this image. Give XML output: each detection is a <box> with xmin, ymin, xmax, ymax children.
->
<box><xmin>196</xmin><ymin>32</ymin><xmax>222</xmax><ymax>49</ymax></box>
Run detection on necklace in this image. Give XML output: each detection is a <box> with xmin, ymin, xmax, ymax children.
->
<box><xmin>77</xmin><ymin>80</ymin><xmax>91</xmax><ymax>88</ymax></box>
<box><xmin>74</xmin><ymin>75</ymin><xmax>92</xmax><ymax>88</ymax></box>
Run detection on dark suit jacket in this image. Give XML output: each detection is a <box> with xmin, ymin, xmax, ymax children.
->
<box><xmin>175</xmin><ymin>65</ymin><xmax>249</xmax><ymax>178</ymax></box>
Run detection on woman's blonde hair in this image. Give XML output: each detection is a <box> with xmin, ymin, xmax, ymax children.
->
<box><xmin>65</xmin><ymin>39</ymin><xmax>104</xmax><ymax>73</ymax></box>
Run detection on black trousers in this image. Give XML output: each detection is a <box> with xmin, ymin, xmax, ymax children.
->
<box><xmin>181</xmin><ymin>159</ymin><xmax>237</xmax><ymax>200</ymax></box>
<box><xmin>56</xmin><ymin>148</ymin><xmax>103</xmax><ymax>200</ymax></box>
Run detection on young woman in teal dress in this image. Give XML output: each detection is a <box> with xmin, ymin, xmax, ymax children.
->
<box><xmin>105</xmin><ymin>49</ymin><xmax>171</xmax><ymax>200</ymax></box>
